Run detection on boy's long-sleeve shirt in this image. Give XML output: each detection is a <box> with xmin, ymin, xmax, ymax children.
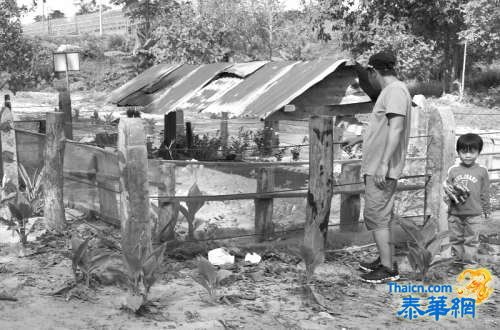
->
<box><xmin>446</xmin><ymin>163</ymin><xmax>491</xmax><ymax>216</ymax></box>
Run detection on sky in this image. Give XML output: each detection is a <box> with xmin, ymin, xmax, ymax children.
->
<box><xmin>18</xmin><ymin>0</ymin><xmax>304</xmax><ymax>24</ymax></box>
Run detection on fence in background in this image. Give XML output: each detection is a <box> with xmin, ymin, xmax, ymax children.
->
<box><xmin>22</xmin><ymin>10</ymin><xmax>132</xmax><ymax>37</ymax></box>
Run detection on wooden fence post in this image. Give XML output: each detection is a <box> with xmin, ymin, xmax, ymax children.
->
<box><xmin>305</xmin><ymin>116</ymin><xmax>334</xmax><ymax>243</ymax></box>
<box><xmin>339</xmin><ymin>163</ymin><xmax>361</xmax><ymax>231</ymax></box>
<box><xmin>0</xmin><ymin>97</ymin><xmax>19</xmax><ymax>190</ymax></box>
<box><xmin>43</xmin><ymin>112</ymin><xmax>66</xmax><ymax>232</ymax></box>
<box><xmin>176</xmin><ymin>110</ymin><xmax>185</xmax><ymax>139</ymax></box>
<box><xmin>156</xmin><ymin>163</ymin><xmax>178</xmax><ymax>243</ymax></box>
<box><xmin>220</xmin><ymin>112</ymin><xmax>228</xmax><ymax>151</ymax></box>
<box><xmin>118</xmin><ymin>118</ymin><xmax>152</xmax><ymax>260</ymax></box>
<box><xmin>186</xmin><ymin>122</ymin><xmax>193</xmax><ymax>155</ymax></box>
<box><xmin>95</xmin><ymin>152</ymin><xmax>121</xmax><ymax>226</ymax></box>
<box><xmin>164</xmin><ymin>111</ymin><xmax>176</xmax><ymax>143</ymax></box>
<box><xmin>425</xmin><ymin>106</ymin><xmax>456</xmax><ymax>257</ymax></box>
<box><xmin>254</xmin><ymin>167</ymin><xmax>274</xmax><ymax>241</ymax></box>
<box><xmin>58</xmin><ymin>89</ymin><xmax>73</xmax><ymax>140</ymax></box>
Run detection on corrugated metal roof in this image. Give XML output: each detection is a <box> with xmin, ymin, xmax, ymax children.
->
<box><xmin>242</xmin><ymin>59</ymin><xmax>349</xmax><ymax>118</ymax></box>
<box><xmin>108</xmin><ymin>63</ymin><xmax>180</xmax><ymax>105</ymax></box>
<box><xmin>176</xmin><ymin>61</ymin><xmax>268</xmax><ymax>113</ymax></box>
<box><xmin>121</xmin><ymin>64</ymin><xmax>199</xmax><ymax>107</ymax></box>
<box><xmin>203</xmin><ymin>61</ymin><xmax>299</xmax><ymax>116</ymax></box>
<box><xmin>176</xmin><ymin>76</ymin><xmax>243</xmax><ymax>113</ymax></box>
<box><xmin>222</xmin><ymin>61</ymin><xmax>268</xmax><ymax>77</ymax></box>
<box><xmin>144</xmin><ymin>62</ymin><xmax>232</xmax><ymax>113</ymax></box>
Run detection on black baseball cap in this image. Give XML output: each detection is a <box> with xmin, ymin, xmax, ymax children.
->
<box><xmin>368</xmin><ymin>51</ymin><xmax>396</xmax><ymax>71</ymax></box>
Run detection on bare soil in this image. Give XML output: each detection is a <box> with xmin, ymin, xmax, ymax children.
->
<box><xmin>1</xmin><ymin>92</ymin><xmax>500</xmax><ymax>329</ymax></box>
<box><xmin>1</xmin><ymin>213</ymin><xmax>499</xmax><ymax>330</ymax></box>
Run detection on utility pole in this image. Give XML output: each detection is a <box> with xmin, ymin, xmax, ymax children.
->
<box><xmin>99</xmin><ymin>0</ymin><xmax>103</xmax><ymax>36</ymax></box>
<box><xmin>460</xmin><ymin>41</ymin><xmax>467</xmax><ymax>102</ymax></box>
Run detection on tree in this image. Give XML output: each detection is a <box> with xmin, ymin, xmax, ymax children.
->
<box><xmin>77</xmin><ymin>0</ymin><xmax>112</xmax><ymax>15</ymax></box>
<box><xmin>0</xmin><ymin>0</ymin><xmax>52</xmax><ymax>92</ymax></box>
<box><xmin>316</xmin><ymin>0</ymin><xmax>473</xmax><ymax>88</ymax></box>
<box><xmin>460</xmin><ymin>0</ymin><xmax>500</xmax><ymax>64</ymax></box>
<box><xmin>49</xmin><ymin>9</ymin><xmax>65</xmax><ymax>19</ymax></box>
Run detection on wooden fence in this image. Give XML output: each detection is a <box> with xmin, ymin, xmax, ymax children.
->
<box><xmin>3</xmin><ymin>94</ymin><xmax>500</xmax><ymax>250</ymax></box>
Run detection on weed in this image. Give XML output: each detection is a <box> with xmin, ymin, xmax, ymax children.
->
<box><xmin>399</xmin><ymin>217</ymin><xmax>453</xmax><ymax>281</ymax></box>
<box><xmin>192</xmin><ymin>257</ymin><xmax>231</xmax><ymax>302</ymax></box>
<box><xmin>71</xmin><ymin>236</ymin><xmax>116</xmax><ymax>287</ymax></box>
<box><xmin>300</xmin><ymin>225</ymin><xmax>325</xmax><ymax>283</ymax></box>
<box><xmin>179</xmin><ymin>183</ymin><xmax>205</xmax><ymax>240</ymax></box>
<box><xmin>120</xmin><ymin>241</ymin><xmax>168</xmax><ymax>313</ymax></box>
<box><xmin>0</xmin><ymin>165</ymin><xmax>44</xmax><ymax>245</ymax></box>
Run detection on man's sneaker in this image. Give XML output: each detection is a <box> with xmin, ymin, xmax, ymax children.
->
<box><xmin>360</xmin><ymin>265</ymin><xmax>400</xmax><ymax>284</ymax></box>
<box><xmin>359</xmin><ymin>257</ymin><xmax>381</xmax><ymax>272</ymax></box>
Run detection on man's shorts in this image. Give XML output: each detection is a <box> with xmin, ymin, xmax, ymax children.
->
<box><xmin>363</xmin><ymin>175</ymin><xmax>397</xmax><ymax>231</ymax></box>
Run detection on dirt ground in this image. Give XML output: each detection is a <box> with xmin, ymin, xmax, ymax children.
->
<box><xmin>1</xmin><ymin>92</ymin><xmax>500</xmax><ymax>329</ymax></box>
<box><xmin>1</xmin><ymin>210</ymin><xmax>500</xmax><ymax>330</ymax></box>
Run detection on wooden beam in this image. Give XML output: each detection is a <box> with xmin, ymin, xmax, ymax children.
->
<box><xmin>58</xmin><ymin>89</ymin><xmax>73</xmax><ymax>140</ymax></box>
<box><xmin>0</xmin><ymin>101</ymin><xmax>19</xmax><ymax>190</ymax></box>
<box><xmin>265</xmin><ymin>102</ymin><xmax>373</xmax><ymax>122</ymax></box>
<box><xmin>425</xmin><ymin>105</ymin><xmax>456</xmax><ymax>257</ymax></box>
<box><xmin>156</xmin><ymin>162</ymin><xmax>178</xmax><ymax>243</ymax></box>
<box><xmin>118</xmin><ymin>118</ymin><xmax>152</xmax><ymax>263</ymax></box>
<box><xmin>43</xmin><ymin>112</ymin><xmax>66</xmax><ymax>232</ymax></box>
<box><xmin>305</xmin><ymin>116</ymin><xmax>334</xmax><ymax>243</ymax></box>
<box><xmin>254</xmin><ymin>167</ymin><xmax>274</xmax><ymax>241</ymax></box>
<box><xmin>339</xmin><ymin>163</ymin><xmax>361</xmax><ymax>232</ymax></box>
<box><xmin>164</xmin><ymin>112</ymin><xmax>176</xmax><ymax>159</ymax></box>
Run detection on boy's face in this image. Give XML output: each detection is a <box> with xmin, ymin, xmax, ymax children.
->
<box><xmin>458</xmin><ymin>149</ymin><xmax>479</xmax><ymax>166</ymax></box>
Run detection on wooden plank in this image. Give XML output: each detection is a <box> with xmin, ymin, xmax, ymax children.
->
<box><xmin>305</xmin><ymin>116</ymin><xmax>334</xmax><ymax>243</ymax></box>
<box><xmin>58</xmin><ymin>89</ymin><xmax>73</xmax><ymax>140</ymax></box>
<box><xmin>43</xmin><ymin>112</ymin><xmax>66</xmax><ymax>232</ymax></box>
<box><xmin>158</xmin><ymin>183</ymin><xmax>425</xmax><ymax>204</ymax></box>
<box><xmin>186</xmin><ymin>122</ymin><xmax>193</xmax><ymax>156</ymax></box>
<box><xmin>156</xmin><ymin>163</ymin><xmax>178</xmax><ymax>243</ymax></box>
<box><xmin>176</xmin><ymin>110</ymin><xmax>185</xmax><ymax>138</ymax></box>
<box><xmin>254</xmin><ymin>167</ymin><xmax>274</xmax><ymax>242</ymax></box>
<box><xmin>96</xmin><ymin>150</ymin><xmax>121</xmax><ymax>225</ymax></box>
<box><xmin>339</xmin><ymin>163</ymin><xmax>361</xmax><ymax>232</ymax></box>
<box><xmin>266</xmin><ymin>102</ymin><xmax>373</xmax><ymax>122</ymax></box>
<box><xmin>118</xmin><ymin>118</ymin><xmax>152</xmax><ymax>262</ymax></box>
<box><xmin>164</xmin><ymin>112</ymin><xmax>176</xmax><ymax>159</ymax></box>
<box><xmin>425</xmin><ymin>106</ymin><xmax>456</xmax><ymax>257</ymax></box>
<box><xmin>0</xmin><ymin>102</ymin><xmax>19</xmax><ymax>190</ymax></box>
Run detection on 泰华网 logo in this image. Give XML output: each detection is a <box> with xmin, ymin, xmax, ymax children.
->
<box><xmin>390</xmin><ymin>268</ymin><xmax>494</xmax><ymax>320</ymax></box>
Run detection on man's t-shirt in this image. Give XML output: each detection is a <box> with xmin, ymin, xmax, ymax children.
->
<box><xmin>361</xmin><ymin>80</ymin><xmax>411</xmax><ymax>179</ymax></box>
<box><xmin>446</xmin><ymin>163</ymin><xmax>490</xmax><ymax>216</ymax></box>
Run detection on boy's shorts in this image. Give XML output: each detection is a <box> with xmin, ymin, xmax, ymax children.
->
<box><xmin>364</xmin><ymin>175</ymin><xmax>397</xmax><ymax>231</ymax></box>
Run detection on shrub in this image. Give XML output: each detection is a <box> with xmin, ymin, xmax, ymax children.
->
<box><xmin>407</xmin><ymin>80</ymin><xmax>443</xmax><ymax>97</ymax></box>
<box><xmin>468</xmin><ymin>69</ymin><xmax>500</xmax><ymax>91</ymax></box>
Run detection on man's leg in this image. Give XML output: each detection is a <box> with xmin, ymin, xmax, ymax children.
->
<box><xmin>373</xmin><ymin>228</ymin><xmax>392</xmax><ymax>269</ymax></box>
<box><xmin>362</xmin><ymin>176</ymin><xmax>398</xmax><ymax>276</ymax></box>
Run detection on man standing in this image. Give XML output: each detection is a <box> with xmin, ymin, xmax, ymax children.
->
<box><xmin>344</xmin><ymin>51</ymin><xmax>412</xmax><ymax>283</ymax></box>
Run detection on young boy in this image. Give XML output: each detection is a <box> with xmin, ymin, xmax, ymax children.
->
<box><xmin>444</xmin><ymin>133</ymin><xmax>491</xmax><ymax>264</ymax></box>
